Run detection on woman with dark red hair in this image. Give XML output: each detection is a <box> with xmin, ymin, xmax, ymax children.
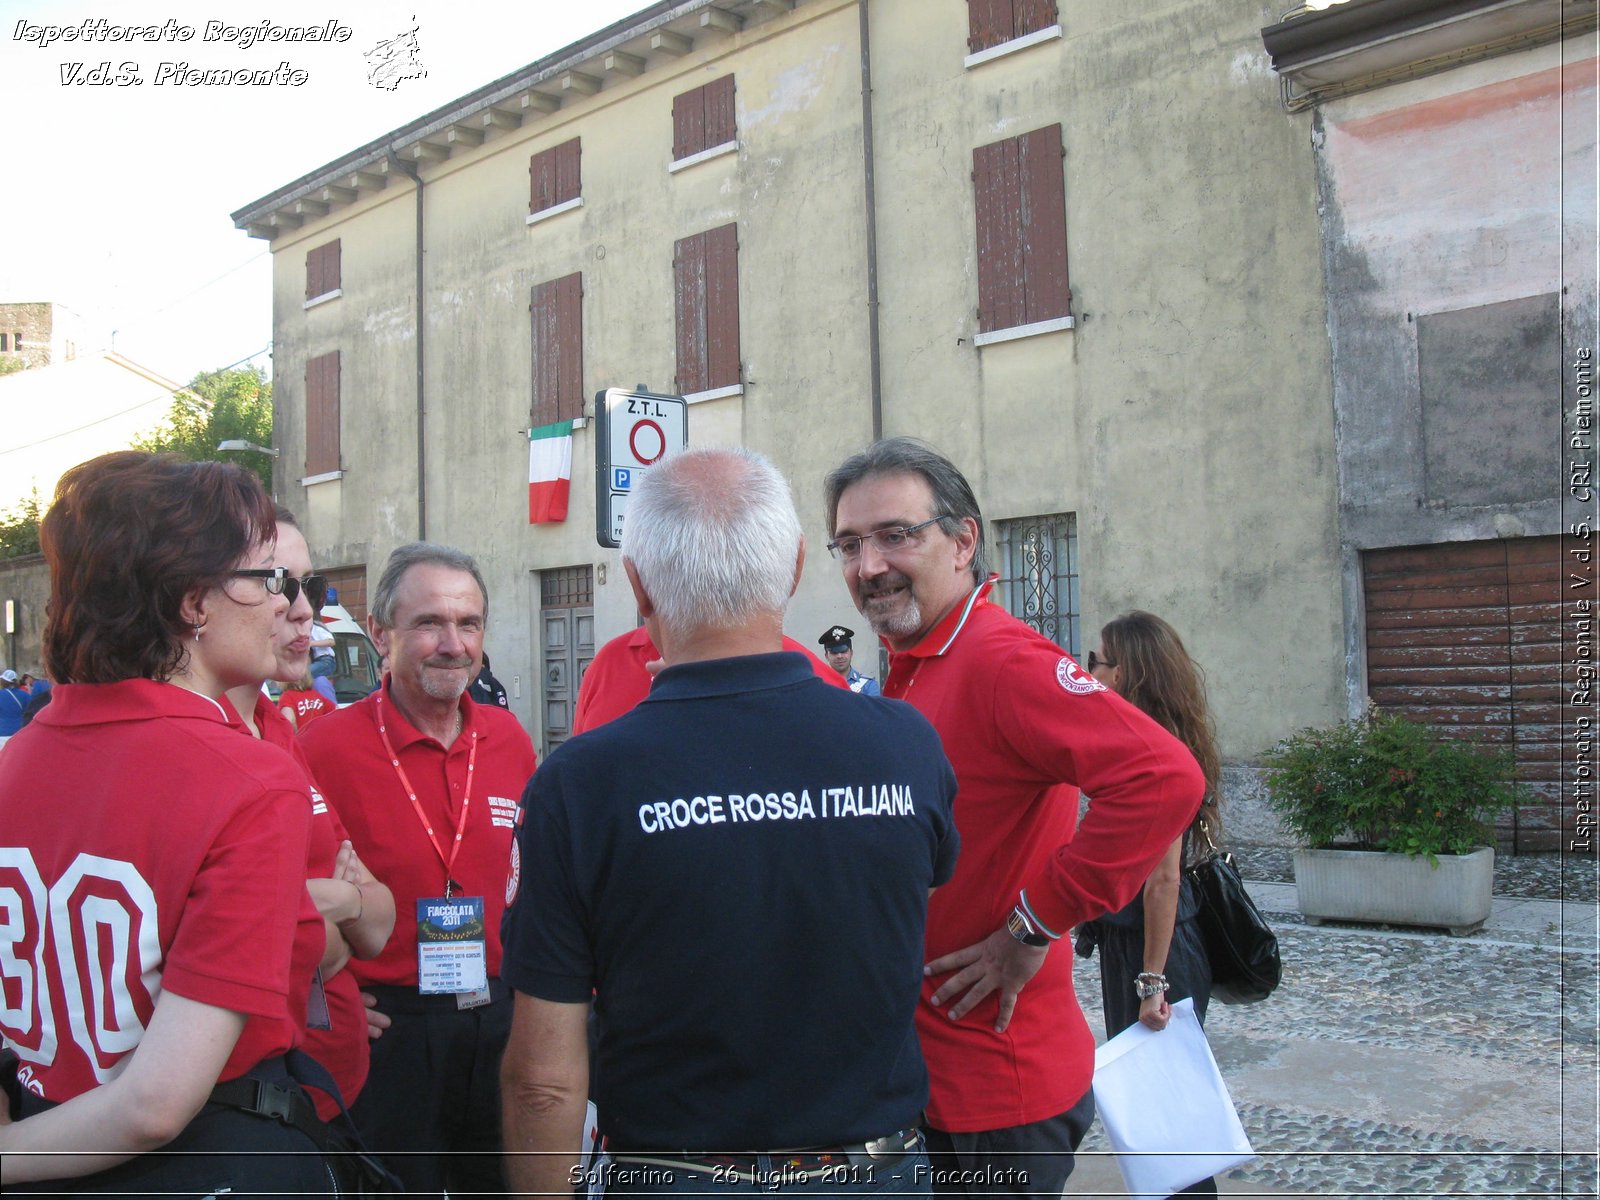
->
<box><xmin>0</xmin><ymin>451</ymin><xmax>337</xmax><ymax>1193</ymax></box>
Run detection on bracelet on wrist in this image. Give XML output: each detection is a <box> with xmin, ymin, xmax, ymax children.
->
<box><xmin>337</xmin><ymin>880</ymin><xmax>364</xmax><ymax>927</ymax></box>
<box><xmin>1134</xmin><ymin>971</ymin><xmax>1169</xmax><ymax>999</ymax></box>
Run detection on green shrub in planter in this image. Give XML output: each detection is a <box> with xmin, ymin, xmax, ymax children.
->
<box><xmin>1263</xmin><ymin>709</ymin><xmax>1521</xmax><ymax>863</ymax></box>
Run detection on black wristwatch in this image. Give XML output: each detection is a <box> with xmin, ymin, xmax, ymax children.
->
<box><xmin>1006</xmin><ymin>906</ymin><xmax>1051</xmax><ymax>947</ymax></box>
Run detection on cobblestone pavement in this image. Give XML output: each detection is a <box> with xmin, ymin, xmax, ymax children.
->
<box><xmin>1070</xmin><ymin>865</ymin><xmax>1599</xmax><ymax>1198</ymax></box>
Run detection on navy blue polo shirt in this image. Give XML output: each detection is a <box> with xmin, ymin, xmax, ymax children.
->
<box><xmin>502</xmin><ymin>651</ymin><xmax>959</xmax><ymax>1151</ymax></box>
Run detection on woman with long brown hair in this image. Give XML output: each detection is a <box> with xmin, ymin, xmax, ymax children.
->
<box><xmin>1084</xmin><ymin>610</ymin><xmax>1221</xmax><ymax>1197</ymax></box>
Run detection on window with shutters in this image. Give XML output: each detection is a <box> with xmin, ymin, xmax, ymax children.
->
<box><xmin>972</xmin><ymin>124</ymin><xmax>1073</xmax><ymax>345</ymax></box>
<box><xmin>670</xmin><ymin>76</ymin><xmax>736</xmax><ymax>171</ymax></box>
<box><xmin>528</xmin><ymin>138</ymin><xmax>582</xmax><ymax>224</ymax></box>
<box><xmin>966</xmin><ymin>0</ymin><xmax>1062</xmax><ymax>64</ymax></box>
<box><xmin>531</xmin><ymin>273</ymin><xmax>584</xmax><ymax>425</ymax></box>
<box><xmin>674</xmin><ymin>224</ymin><xmax>741</xmax><ymax>399</ymax></box>
<box><xmin>304</xmin><ymin>351</ymin><xmax>341</xmax><ymax>480</ymax></box>
<box><xmin>994</xmin><ymin>512</ymin><xmax>1079</xmax><ymax>654</ymax></box>
<box><xmin>304</xmin><ymin>240</ymin><xmax>341</xmax><ymax>307</ymax></box>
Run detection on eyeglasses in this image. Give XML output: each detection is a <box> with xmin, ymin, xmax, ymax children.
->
<box><xmin>827</xmin><ymin>516</ymin><xmax>948</xmax><ymax>561</ymax></box>
<box><xmin>232</xmin><ymin>569</ymin><xmax>328</xmax><ymax>608</ymax></box>
<box><xmin>1085</xmin><ymin>650</ymin><xmax>1116</xmax><ymax>672</ymax></box>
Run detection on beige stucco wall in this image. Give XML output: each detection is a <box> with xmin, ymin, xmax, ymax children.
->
<box><xmin>264</xmin><ymin>0</ymin><xmax>1343</xmax><ymax>758</ymax></box>
<box><xmin>272</xmin><ymin>0</ymin><xmax>876</xmax><ymax>737</ymax></box>
<box><xmin>868</xmin><ymin>0</ymin><xmax>1343</xmax><ymax>757</ymax></box>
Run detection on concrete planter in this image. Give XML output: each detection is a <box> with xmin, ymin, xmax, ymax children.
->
<box><xmin>1292</xmin><ymin>846</ymin><xmax>1495</xmax><ymax>936</ymax></box>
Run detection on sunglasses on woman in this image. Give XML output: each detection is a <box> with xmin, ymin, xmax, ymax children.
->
<box><xmin>232</xmin><ymin>569</ymin><xmax>329</xmax><ymax>609</ymax></box>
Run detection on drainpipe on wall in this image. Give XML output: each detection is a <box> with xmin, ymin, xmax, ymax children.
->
<box><xmin>388</xmin><ymin>149</ymin><xmax>427</xmax><ymax>539</ymax></box>
<box><xmin>858</xmin><ymin>0</ymin><xmax>883</xmax><ymax>441</ymax></box>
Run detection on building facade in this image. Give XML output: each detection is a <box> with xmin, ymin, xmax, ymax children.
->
<box><xmin>1264</xmin><ymin>0</ymin><xmax>1598</xmax><ymax>849</ymax></box>
<box><xmin>0</xmin><ymin>302</ymin><xmax>87</xmax><ymax>372</ymax></box>
<box><xmin>235</xmin><ymin>0</ymin><xmax>1344</xmax><ymax>795</ymax></box>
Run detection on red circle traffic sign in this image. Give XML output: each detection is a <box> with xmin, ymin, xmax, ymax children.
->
<box><xmin>630</xmin><ymin>419</ymin><xmax>666</xmax><ymax>465</ymax></box>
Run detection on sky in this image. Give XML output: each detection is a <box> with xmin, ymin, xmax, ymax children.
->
<box><xmin>0</xmin><ymin>0</ymin><xmax>648</xmax><ymax>385</ymax></box>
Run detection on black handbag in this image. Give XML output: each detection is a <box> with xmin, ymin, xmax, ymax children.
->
<box><xmin>1185</xmin><ymin>833</ymin><xmax>1281</xmax><ymax>1005</ymax></box>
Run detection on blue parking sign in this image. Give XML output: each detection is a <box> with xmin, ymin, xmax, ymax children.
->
<box><xmin>614</xmin><ymin>467</ymin><xmax>632</xmax><ymax>491</ymax></box>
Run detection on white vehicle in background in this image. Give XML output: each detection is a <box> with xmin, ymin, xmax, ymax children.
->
<box><xmin>268</xmin><ymin>601</ymin><xmax>382</xmax><ymax>708</ymax></box>
<box><xmin>316</xmin><ymin>603</ymin><xmax>383</xmax><ymax>705</ymax></box>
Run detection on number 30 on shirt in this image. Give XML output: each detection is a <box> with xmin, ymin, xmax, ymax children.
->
<box><xmin>0</xmin><ymin>847</ymin><xmax>160</xmax><ymax>1084</ymax></box>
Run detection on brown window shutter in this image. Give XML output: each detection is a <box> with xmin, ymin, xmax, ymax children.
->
<box><xmin>556</xmin><ymin>272</ymin><xmax>584</xmax><ymax>421</ymax></box>
<box><xmin>673</xmin><ymin>84</ymin><xmax>707</xmax><ymax>160</ymax></box>
<box><xmin>704</xmin><ymin>224</ymin><xmax>740</xmax><ymax>390</ymax></box>
<box><xmin>674</xmin><ymin>232</ymin><xmax>709</xmax><ymax>394</ymax></box>
<box><xmin>972</xmin><ymin>138</ymin><xmax>1024</xmax><ymax>333</ymax></box>
<box><xmin>531</xmin><ymin>280</ymin><xmax>558</xmax><ymax>426</ymax></box>
<box><xmin>1018</xmin><ymin>124</ymin><xmax>1070</xmax><ymax>322</ymax></box>
<box><xmin>556</xmin><ymin>138</ymin><xmax>582</xmax><ymax>206</ymax></box>
<box><xmin>305</xmin><ymin>351</ymin><xmax>340</xmax><ymax>476</ymax></box>
<box><xmin>530</xmin><ymin>148</ymin><xmax>554</xmax><ymax>213</ymax></box>
<box><xmin>967</xmin><ymin>0</ymin><xmax>1013</xmax><ymax>52</ymax></box>
<box><xmin>705</xmin><ymin>76</ymin><xmax>736</xmax><ymax>148</ymax></box>
<box><xmin>327</xmin><ymin>240</ymin><xmax>341</xmax><ymax>292</ymax></box>
<box><xmin>305</xmin><ymin>245</ymin><xmax>320</xmax><ymax>300</ymax></box>
<box><xmin>1014</xmin><ymin>0</ymin><xmax>1056</xmax><ymax>38</ymax></box>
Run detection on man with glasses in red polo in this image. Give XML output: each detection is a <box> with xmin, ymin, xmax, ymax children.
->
<box><xmin>824</xmin><ymin>438</ymin><xmax>1204</xmax><ymax>1199</ymax></box>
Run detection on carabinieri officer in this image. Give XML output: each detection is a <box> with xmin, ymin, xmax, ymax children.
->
<box><xmin>818</xmin><ymin>625</ymin><xmax>881</xmax><ymax>696</ymax></box>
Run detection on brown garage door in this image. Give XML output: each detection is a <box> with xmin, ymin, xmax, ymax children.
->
<box><xmin>1363</xmin><ymin>536</ymin><xmax>1586</xmax><ymax>853</ymax></box>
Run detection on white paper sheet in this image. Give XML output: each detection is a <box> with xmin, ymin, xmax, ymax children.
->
<box><xmin>1092</xmin><ymin>998</ymin><xmax>1256</xmax><ymax>1195</ymax></box>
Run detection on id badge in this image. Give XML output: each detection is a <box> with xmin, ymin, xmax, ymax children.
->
<box><xmin>416</xmin><ymin>896</ymin><xmax>489</xmax><ymax>996</ymax></box>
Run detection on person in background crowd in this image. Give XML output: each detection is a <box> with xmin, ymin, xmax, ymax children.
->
<box><xmin>574</xmin><ymin>619</ymin><xmax>847</xmax><ymax>734</ymax></box>
<box><xmin>1080</xmin><ymin>611</ymin><xmax>1223</xmax><ymax>1198</ymax></box>
<box><xmin>818</xmin><ymin>624</ymin><xmax>882</xmax><ymax>695</ymax></box>
<box><xmin>299</xmin><ymin>542</ymin><xmax>537</xmax><ymax>1199</ymax></box>
<box><xmin>824</xmin><ymin>438</ymin><xmax>1203</xmax><ymax>1199</ymax></box>
<box><xmin>19</xmin><ymin>676</ymin><xmax>53</xmax><ymax>727</ymax></box>
<box><xmin>501</xmin><ymin>447</ymin><xmax>957</xmax><ymax>1197</ymax></box>
<box><xmin>220</xmin><ymin>507</ymin><xmax>396</xmax><ymax>1125</ymax></box>
<box><xmin>0</xmin><ymin>670</ymin><xmax>26</xmax><ymax>741</ymax></box>
<box><xmin>469</xmin><ymin>650</ymin><xmax>510</xmax><ymax>708</ymax></box>
<box><xmin>308</xmin><ymin>620</ymin><xmax>339</xmax><ymax>706</ymax></box>
<box><xmin>0</xmin><ymin>451</ymin><xmax>336</xmax><ymax>1193</ymax></box>
<box><xmin>280</xmin><ymin>666</ymin><xmax>335</xmax><ymax>730</ymax></box>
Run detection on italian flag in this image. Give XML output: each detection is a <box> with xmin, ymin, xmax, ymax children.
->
<box><xmin>528</xmin><ymin>420</ymin><xmax>574</xmax><ymax>524</ymax></box>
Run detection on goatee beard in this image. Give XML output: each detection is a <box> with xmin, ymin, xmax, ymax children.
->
<box><xmin>863</xmin><ymin>594</ymin><xmax>923</xmax><ymax>640</ymax></box>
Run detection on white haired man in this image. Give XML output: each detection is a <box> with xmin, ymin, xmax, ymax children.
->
<box><xmin>501</xmin><ymin>447</ymin><xmax>960</xmax><ymax>1197</ymax></box>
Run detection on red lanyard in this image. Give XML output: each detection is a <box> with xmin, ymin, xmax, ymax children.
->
<box><xmin>375</xmin><ymin>690</ymin><xmax>478</xmax><ymax>896</ymax></box>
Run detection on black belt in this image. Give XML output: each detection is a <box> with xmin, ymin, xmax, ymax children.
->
<box><xmin>363</xmin><ymin>977</ymin><xmax>510</xmax><ymax>1014</ymax></box>
<box><xmin>612</xmin><ymin>1128</ymin><xmax>923</xmax><ymax>1182</ymax></box>
<box><xmin>209</xmin><ymin>1072</ymin><xmax>326</xmax><ymax>1144</ymax></box>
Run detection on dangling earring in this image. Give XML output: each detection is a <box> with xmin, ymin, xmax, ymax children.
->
<box><xmin>193</xmin><ymin>622</ymin><xmax>204</xmax><ymax>642</ymax></box>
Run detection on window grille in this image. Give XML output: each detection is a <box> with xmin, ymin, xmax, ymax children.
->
<box><xmin>994</xmin><ymin>512</ymin><xmax>1078</xmax><ymax>654</ymax></box>
<box><xmin>540</xmin><ymin>565</ymin><xmax>594</xmax><ymax>610</ymax></box>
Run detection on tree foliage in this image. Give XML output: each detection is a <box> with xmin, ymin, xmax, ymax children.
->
<box><xmin>0</xmin><ymin>357</ymin><xmax>25</xmax><ymax>378</ymax></box>
<box><xmin>0</xmin><ymin>365</ymin><xmax>273</xmax><ymax>561</ymax></box>
<box><xmin>132</xmin><ymin>365</ymin><xmax>274</xmax><ymax>489</ymax></box>
<box><xmin>0</xmin><ymin>489</ymin><xmax>42</xmax><ymax>560</ymax></box>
